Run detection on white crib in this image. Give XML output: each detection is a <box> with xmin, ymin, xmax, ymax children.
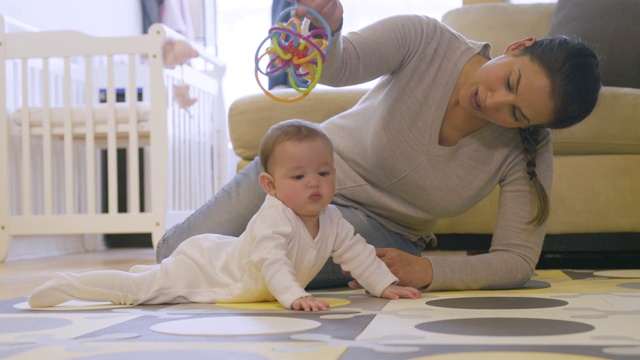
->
<box><xmin>0</xmin><ymin>16</ymin><xmax>227</xmax><ymax>261</ymax></box>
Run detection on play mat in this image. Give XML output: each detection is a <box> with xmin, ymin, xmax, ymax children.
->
<box><xmin>1</xmin><ymin>270</ymin><xmax>639</xmax><ymax>359</ymax></box>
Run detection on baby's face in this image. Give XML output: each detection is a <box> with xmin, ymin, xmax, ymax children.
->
<box><xmin>268</xmin><ymin>138</ymin><xmax>335</xmax><ymax>218</ymax></box>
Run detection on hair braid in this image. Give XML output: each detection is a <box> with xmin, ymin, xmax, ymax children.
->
<box><xmin>519</xmin><ymin>126</ymin><xmax>549</xmax><ymax>226</ymax></box>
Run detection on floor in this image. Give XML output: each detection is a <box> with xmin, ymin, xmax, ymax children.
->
<box><xmin>3</xmin><ymin>248</ymin><xmax>640</xmax><ymax>359</ymax></box>
<box><xmin>0</xmin><ymin>248</ymin><xmax>156</xmax><ymax>301</ymax></box>
<box><xmin>2</xmin><ymin>265</ymin><xmax>640</xmax><ymax>359</ymax></box>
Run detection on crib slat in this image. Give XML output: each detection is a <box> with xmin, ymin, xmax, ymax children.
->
<box><xmin>195</xmin><ymin>89</ymin><xmax>204</xmax><ymax>205</ymax></box>
<box><xmin>106</xmin><ymin>55</ymin><xmax>118</xmax><ymax>214</ymax></box>
<box><xmin>178</xmin><ymin>98</ymin><xmax>186</xmax><ymax>210</ymax></box>
<box><xmin>20</xmin><ymin>59</ymin><xmax>32</xmax><ymax>216</ymax></box>
<box><xmin>0</xmin><ymin>45</ymin><xmax>8</xmax><ymax>241</ymax></box>
<box><xmin>42</xmin><ymin>59</ymin><xmax>54</xmax><ymax>216</ymax></box>
<box><xmin>166</xmin><ymin>78</ymin><xmax>175</xmax><ymax>213</ymax></box>
<box><xmin>128</xmin><ymin>54</ymin><xmax>140</xmax><ymax>214</ymax></box>
<box><xmin>191</xmin><ymin>87</ymin><xmax>199</xmax><ymax>209</ymax></box>
<box><xmin>85</xmin><ymin>56</ymin><xmax>97</xmax><ymax>214</ymax></box>
<box><xmin>200</xmin><ymin>89</ymin><xmax>212</xmax><ymax>201</ymax></box>
<box><xmin>63</xmin><ymin>57</ymin><xmax>74</xmax><ymax>215</ymax></box>
<box><xmin>208</xmin><ymin>93</ymin><xmax>215</xmax><ymax>196</ymax></box>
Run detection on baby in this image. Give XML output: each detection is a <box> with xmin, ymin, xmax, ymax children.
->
<box><xmin>29</xmin><ymin>119</ymin><xmax>421</xmax><ymax>311</ymax></box>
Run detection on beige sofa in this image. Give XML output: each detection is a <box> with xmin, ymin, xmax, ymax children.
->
<box><xmin>228</xmin><ymin>3</ymin><xmax>640</xmax><ymax>239</ymax></box>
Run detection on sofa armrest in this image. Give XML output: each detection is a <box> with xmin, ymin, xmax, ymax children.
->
<box><xmin>441</xmin><ymin>3</ymin><xmax>555</xmax><ymax>58</ymax></box>
<box><xmin>228</xmin><ymin>87</ymin><xmax>367</xmax><ymax>166</ymax></box>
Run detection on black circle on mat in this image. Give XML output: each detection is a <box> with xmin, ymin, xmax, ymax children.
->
<box><xmin>415</xmin><ymin>317</ymin><xmax>594</xmax><ymax>336</ymax></box>
<box><xmin>426</xmin><ymin>297</ymin><xmax>567</xmax><ymax>309</ymax></box>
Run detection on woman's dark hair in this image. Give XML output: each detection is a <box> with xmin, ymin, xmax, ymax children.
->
<box><xmin>517</xmin><ymin>36</ymin><xmax>602</xmax><ymax>226</ymax></box>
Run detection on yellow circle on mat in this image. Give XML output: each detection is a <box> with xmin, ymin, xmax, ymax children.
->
<box><xmin>410</xmin><ymin>351</ymin><xmax>607</xmax><ymax>360</ymax></box>
<box><xmin>215</xmin><ymin>297</ymin><xmax>350</xmax><ymax>310</ymax></box>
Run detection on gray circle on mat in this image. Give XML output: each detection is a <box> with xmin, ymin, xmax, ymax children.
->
<box><xmin>426</xmin><ymin>297</ymin><xmax>567</xmax><ymax>309</ymax></box>
<box><xmin>0</xmin><ymin>317</ymin><xmax>73</xmax><ymax>333</ymax></box>
<box><xmin>416</xmin><ymin>318</ymin><xmax>594</xmax><ymax>336</ymax></box>
<box><xmin>617</xmin><ymin>282</ymin><xmax>640</xmax><ymax>290</ymax></box>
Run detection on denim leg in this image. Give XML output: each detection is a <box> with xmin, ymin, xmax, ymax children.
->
<box><xmin>306</xmin><ymin>205</ymin><xmax>427</xmax><ymax>290</ymax></box>
<box><xmin>156</xmin><ymin>159</ymin><xmax>265</xmax><ymax>262</ymax></box>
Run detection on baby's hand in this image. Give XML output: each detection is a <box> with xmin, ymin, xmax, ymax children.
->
<box><xmin>380</xmin><ymin>284</ymin><xmax>422</xmax><ymax>300</ymax></box>
<box><xmin>291</xmin><ymin>295</ymin><xmax>330</xmax><ymax>312</ymax></box>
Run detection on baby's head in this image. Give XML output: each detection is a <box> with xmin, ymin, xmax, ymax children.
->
<box><xmin>259</xmin><ymin>120</ymin><xmax>332</xmax><ymax>173</ymax></box>
<box><xmin>258</xmin><ymin>120</ymin><xmax>335</xmax><ymax>218</ymax></box>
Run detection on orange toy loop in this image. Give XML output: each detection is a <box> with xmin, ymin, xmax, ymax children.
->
<box><xmin>254</xmin><ymin>53</ymin><xmax>310</xmax><ymax>103</ymax></box>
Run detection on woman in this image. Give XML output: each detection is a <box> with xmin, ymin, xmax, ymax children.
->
<box><xmin>156</xmin><ymin>0</ymin><xmax>601</xmax><ymax>291</ymax></box>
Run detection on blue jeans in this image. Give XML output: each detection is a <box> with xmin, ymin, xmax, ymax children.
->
<box><xmin>156</xmin><ymin>158</ymin><xmax>426</xmax><ymax>289</ymax></box>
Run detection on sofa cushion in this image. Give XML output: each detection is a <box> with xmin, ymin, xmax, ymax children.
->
<box><xmin>552</xmin><ymin>87</ymin><xmax>640</xmax><ymax>155</ymax></box>
<box><xmin>547</xmin><ymin>0</ymin><xmax>640</xmax><ymax>89</ymax></box>
<box><xmin>441</xmin><ymin>3</ymin><xmax>555</xmax><ymax>58</ymax></box>
<box><xmin>228</xmin><ymin>88</ymin><xmax>367</xmax><ymax>163</ymax></box>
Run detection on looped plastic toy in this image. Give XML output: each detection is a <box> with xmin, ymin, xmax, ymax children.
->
<box><xmin>254</xmin><ymin>6</ymin><xmax>332</xmax><ymax>103</ymax></box>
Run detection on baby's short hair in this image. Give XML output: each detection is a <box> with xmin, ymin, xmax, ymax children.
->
<box><xmin>259</xmin><ymin>119</ymin><xmax>333</xmax><ymax>173</ymax></box>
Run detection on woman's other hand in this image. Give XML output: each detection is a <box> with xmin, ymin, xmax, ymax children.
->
<box><xmin>380</xmin><ymin>284</ymin><xmax>422</xmax><ymax>300</ymax></box>
<box><xmin>349</xmin><ymin>248</ymin><xmax>434</xmax><ymax>290</ymax></box>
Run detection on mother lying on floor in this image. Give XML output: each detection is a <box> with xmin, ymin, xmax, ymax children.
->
<box><xmin>156</xmin><ymin>0</ymin><xmax>601</xmax><ymax>291</ymax></box>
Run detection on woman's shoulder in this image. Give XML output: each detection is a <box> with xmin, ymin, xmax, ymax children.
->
<box><xmin>372</xmin><ymin>14</ymin><xmax>457</xmax><ymax>39</ymax></box>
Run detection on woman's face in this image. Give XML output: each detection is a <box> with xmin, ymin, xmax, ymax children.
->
<box><xmin>460</xmin><ymin>43</ymin><xmax>555</xmax><ymax>129</ymax></box>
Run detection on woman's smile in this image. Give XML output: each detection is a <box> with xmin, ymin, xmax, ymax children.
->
<box><xmin>471</xmin><ymin>88</ymin><xmax>481</xmax><ymax>111</ymax></box>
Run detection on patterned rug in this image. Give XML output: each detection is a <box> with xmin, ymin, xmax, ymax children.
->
<box><xmin>1</xmin><ymin>270</ymin><xmax>640</xmax><ymax>359</ymax></box>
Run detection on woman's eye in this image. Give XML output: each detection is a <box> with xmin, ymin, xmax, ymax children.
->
<box><xmin>507</xmin><ymin>77</ymin><xmax>513</xmax><ymax>92</ymax></box>
<box><xmin>512</xmin><ymin>107</ymin><xmax>519</xmax><ymax>122</ymax></box>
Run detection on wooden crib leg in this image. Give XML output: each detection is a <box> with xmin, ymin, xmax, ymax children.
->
<box><xmin>82</xmin><ymin>234</ymin><xmax>103</xmax><ymax>252</ymax></box>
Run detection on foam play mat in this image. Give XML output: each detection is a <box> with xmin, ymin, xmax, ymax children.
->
<box><xmin>1</xmin><ymin>270</ymin><xmax>640</xmax><ymax>359</ymax></box>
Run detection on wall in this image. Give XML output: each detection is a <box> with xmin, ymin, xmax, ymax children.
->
<box><xmin>0</xmin><ymin>0</ymin><xmax>142</xmax><ymax>35</ymax></box>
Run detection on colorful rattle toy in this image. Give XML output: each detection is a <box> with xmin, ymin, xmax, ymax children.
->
<box><xmin>254</xmin><ymin>6</ymin><xmax>332</xmax><ymax>103</ymax></box>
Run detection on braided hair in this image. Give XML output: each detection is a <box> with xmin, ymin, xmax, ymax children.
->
<box><xmin>518</xmin><ymin>126</ymin><xmax>548</xmax><ymax>226</ymax></box>
<box><xmin>517</xmin><ymin>37</ymin><xmax>601</xmax><ymax>226</ymax></box>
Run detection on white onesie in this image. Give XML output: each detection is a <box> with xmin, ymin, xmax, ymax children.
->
<box><xmin>29</xmin><ymin>195</ymin><xmax>399</xmax><ymax>309</ymax></box>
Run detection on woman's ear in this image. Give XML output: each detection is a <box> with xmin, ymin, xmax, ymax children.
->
<box><xmin>259</xmin><ymin>172</ymin><xmax>276</xmax><ymax>195</ymax></box>
<box><xmin>504</xmin><ymin>37</ymin><xmax>537</xmax><ymax>55</ymax></box>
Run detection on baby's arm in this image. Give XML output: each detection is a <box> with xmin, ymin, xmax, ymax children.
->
<box><xmin>380</xmin><ymin>284</ymin><xmax>422</xmax><ymax>300</ymax></box>
<box><xmin>291</xmin><ymin>295</ymin><xmax>330</xmax><ymax>312</ymax></box>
